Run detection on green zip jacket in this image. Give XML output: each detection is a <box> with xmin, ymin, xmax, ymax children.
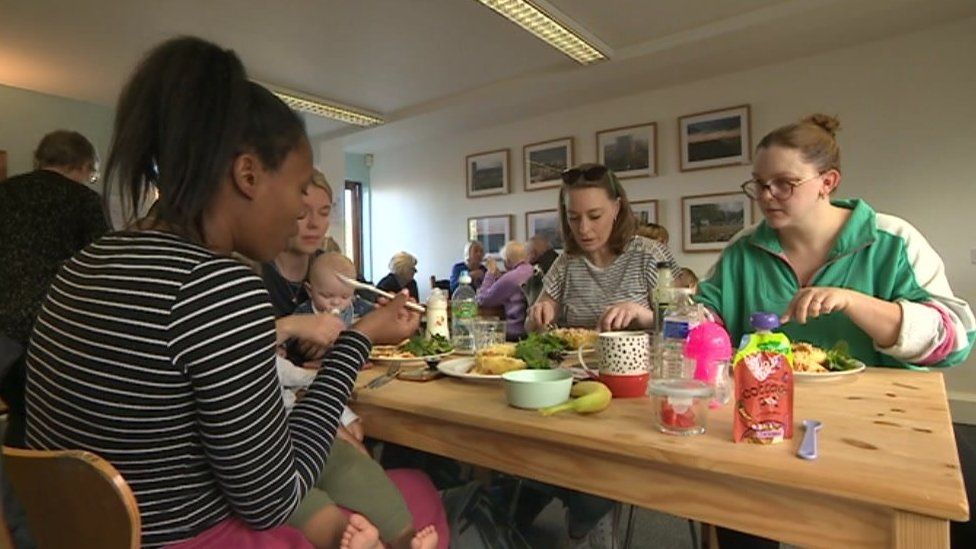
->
<box><xmin>696</xmin><ymin>199</ymin><xmax>974</xmax><ymax>369</ymax></box>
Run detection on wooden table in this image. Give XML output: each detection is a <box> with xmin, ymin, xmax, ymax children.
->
<box><xmin>351</xmin><ymin>366</ymin><xmax>968</xmax><ymax>548</ymax></box>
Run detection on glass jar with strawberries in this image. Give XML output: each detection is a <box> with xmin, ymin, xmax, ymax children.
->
<box><xmin>648</xmin><ymin>379</ymin><xmax>712</xmax><ymax>435</ymax></box>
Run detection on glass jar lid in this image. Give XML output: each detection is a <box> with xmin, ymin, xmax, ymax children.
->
<box><xmin>647</xmin><ymin>379</ymin><xmax>713</xmax><ymax>398</ymax></box>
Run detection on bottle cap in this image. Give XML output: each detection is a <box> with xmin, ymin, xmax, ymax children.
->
<box><xmin>656</xmin><ymin>261</ymin><xmax>670</xmax><ymax>269</ymax></box>
<box><xmin>459</xmin><ymin>271</ymin><xmax>472</xmax><ymax>284</ymax></box>
<box><xmin>750</xmin><ymin>312</ymin><xmax>780</xmax><ymax>331</ymax></box>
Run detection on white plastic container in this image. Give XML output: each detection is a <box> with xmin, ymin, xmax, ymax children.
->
<box><xmin>425</xmin><ymin>288</ymin><xmax>450</xmax><ymax>339</ymax></box>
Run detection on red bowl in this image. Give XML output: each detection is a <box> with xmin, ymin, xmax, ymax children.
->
<box><xmin>599</xmin><ymin>372</ymin><xmax>650</xmax><ymax>398</ymax></box>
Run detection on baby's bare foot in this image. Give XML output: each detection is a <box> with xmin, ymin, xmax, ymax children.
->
<box><xmin>410</xmin><ymin>525</ymin><xmax>438</xmax><ymax>549</ymax></box>
<box><xmin>339</xmin><ymin>514</ymin><xmax>381</xmax><ymax>549</ymax></box>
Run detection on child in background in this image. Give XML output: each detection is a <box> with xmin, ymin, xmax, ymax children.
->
<box><xmin>277</xmin><ymin>251</ymin><xmax>448</xmax><ymax>549</ymax></box>
<box><xmin>676</xmin><ymin>267</ymin><xmax>699</xmax><ymax>293</ymax></box>
<box><xmin>637</xmin><ymin>222</ymin><xmax>669</xmax><ymax>246</ymax></box>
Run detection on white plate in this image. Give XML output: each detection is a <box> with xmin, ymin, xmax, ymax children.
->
<box><xmin>369</xmin><ymin>351</ymin><xmax>454</xmax><ymax>364</ymax></box>
<box><xmin>436</xmin><ymin>357</ymin><xmax>502</xmax><ymax>381</ymax></box>
<box><xmin>794</xmin><ymin>361</ymin><xmax>866</xmax><ymax>382</ymax></box>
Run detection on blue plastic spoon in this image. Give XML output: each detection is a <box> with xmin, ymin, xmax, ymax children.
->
<box><xmin>798</xmin><ymin>419</ymin><xmax>822</xmax><ymax>460</ymax></box>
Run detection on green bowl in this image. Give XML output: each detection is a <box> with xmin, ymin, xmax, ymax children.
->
<box><xmin>502</xmin><ymin>369</ymin><xmax>573</xmax><ymax>409</ymax></box>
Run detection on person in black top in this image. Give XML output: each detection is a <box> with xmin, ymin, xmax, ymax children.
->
<box><xmin>23</xmin><ymin>36</ymin><xmax>424</xmax><ymax>549</ymax></box>
<box><xmin>261</xmin><ymin>169</ymin><xmax>334</xmax><ymax>317</ymax></box>
<box><xmin>0</xmin><ymin>130</ymin><xmax>109</xmax><ymax>449</ymax></box>
<box><xmin>376</xmin><ymin>251</ymin><xmax>420</xmax><ymax>301</ymax></box>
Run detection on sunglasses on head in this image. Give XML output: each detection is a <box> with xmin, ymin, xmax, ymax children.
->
<box><xmin>561</xmin><ymin>165</ymin><xmax>608</xmax><ymax>185</ymax></box>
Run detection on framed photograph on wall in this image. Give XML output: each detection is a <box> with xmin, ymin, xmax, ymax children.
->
<box><xmin>630</xmin><ymin>199</ymin><xmax>659</xmax><ymax>226</ymax></box>
<box><xmin>678</xmin><ymin>104</ymin><xmax>751</xmax><ymax>172</ymax></box>
<box><xmin>523</xmin><ymin>137</ymin><xmax>573</xmax><ymax>191</ymax></box>
<box><xmin>596</xmin><ymin>122</ymin><xmax>657</xmax><ymax>179</ymax></box>
<box><xmin>0</xmin><ymin>150</ymin><xmax>7</xmax><ymax>181</ymax></box>
<box><xmin>468</xmin><ymin>214</ymin><xmax>512</xmax><ymax>257</ymax></box>
<box><xmin>525</xmin><ymin>209</ymin><xmax>564</xmax><ymax>252</ymax></box>
<box><xmin>681</xmin><ymin>192</ymin><xmax>754</xmax><ymax>253</ymax></box>
<box><xmin>466</xmin><ymin>149</ymin><xmax>510</xmax><ymax>198</ymax></box>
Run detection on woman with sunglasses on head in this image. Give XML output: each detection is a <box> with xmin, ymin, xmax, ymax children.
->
<box><xmin>696</xmin><ymin>114</ymin><xmax>975</xmax><ymax>548</ymax></box>
<box><xmin>527</xmin><ymin>163</ymin><xmax>679</xmax><ymax>333</ymax></box>
<box><xmin>520</xmin><ymin>163</ymin><xmax>678</xmax><ymax>548</ymax></box>
<box><xmin>22</xmin><ymin>36</ymin><xmax>429</xmax><ymax>549</ymax></box>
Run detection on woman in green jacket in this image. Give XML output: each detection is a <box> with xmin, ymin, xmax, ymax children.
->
<box><xmin>697</xmin><ymin>113</ymin><xmax>974</xmax><ymax>368</ymax></box>
<box><xmin>698</xmin><ymin>113</ymin><xmax>976</xmax><ymax>548</ymax></box>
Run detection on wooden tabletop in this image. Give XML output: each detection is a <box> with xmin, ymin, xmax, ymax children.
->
<box><xmin>352</xmin><ymin>364</ymin><xmax>968</xmax><ymax>547</ymax></box>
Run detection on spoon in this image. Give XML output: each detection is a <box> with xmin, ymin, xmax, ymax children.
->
<box><xmin>334</xmin><ymin>273</ymin><xmax>426</xmax><ymax>314</ymax></box>
<box><xmin>798</xmin><ymin>419</ymin><xmax>822</xmax><ymax>460</ymax></box>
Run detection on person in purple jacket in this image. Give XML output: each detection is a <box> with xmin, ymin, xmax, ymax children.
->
<box><xmin>476</xmin><ymin>241</ymin><xmax>535</xmax><ymax>341</ymax></box>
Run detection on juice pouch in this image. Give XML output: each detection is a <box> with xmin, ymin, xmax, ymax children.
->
<box><xmin>732</xmin><ymin>312</ymin><xmax>793</xmax><ymax>444</ymax></box>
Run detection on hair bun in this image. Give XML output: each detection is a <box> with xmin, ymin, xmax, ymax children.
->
<box><xmin>802</xmin><ymin>113</ymin><xmax>840</xmax><ymax>136</ymax></box>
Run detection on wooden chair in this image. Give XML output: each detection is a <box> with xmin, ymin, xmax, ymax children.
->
<box><xmin>2</xmin><ymin>447</ymin><xmax>140</xmax><ymax>549</ymax></box>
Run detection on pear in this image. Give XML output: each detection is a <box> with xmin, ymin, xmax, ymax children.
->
<box><xmin>540</xmin><ymin>381</ymin><xmax>612</xmax><ymax>416</ymax></box>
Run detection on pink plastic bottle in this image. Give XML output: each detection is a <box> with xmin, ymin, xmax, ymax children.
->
<box><xmin>683</xmin><ymin>321</ymin><xmax>733</xmax><ymax>408</ymax></box>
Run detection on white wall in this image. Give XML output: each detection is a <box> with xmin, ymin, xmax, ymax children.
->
<box><xmin>347</xmin><ymin>18</ymin><xmax>976</xmax><ymax>417</ymax></box>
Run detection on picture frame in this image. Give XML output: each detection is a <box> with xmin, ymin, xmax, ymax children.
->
<box><xmin>466</xmin><ymin>149</ymin><xmax>510</xmax><ymax>198</ymax></box>
<box><xmin>678</xmin><ymin>104</ymin><xmax>751</xmax><ymax>172</ymax></box>
<box><xmin>0</xmin><ymin>150</ymin><xmax>7</xmax><ymax>181</ymax></box>
<box><xmin>523</xmin><ymin>137</ymin><xmax>573</xmax><ymax>191</ymax></box>
<box><xmin>681</xmin><ymin>192</ymin><xmax>755</xmax><ymax>253</ymax></box>
<box><xmin>630</xmin><ymin>199</ymin><xmax>659</xmax><ymax>226</ymax></box>
<box><xmin>596</xmin><ymin>122</ymin><xmax>657</xmax><ymax>179</ymax></box>
<box><xmin>467</xmin><ymin>214</ymin><xmax>513</xmax><ymax>257</ymax></box>
<box><xmin>524</xmin><ymin>209</ymin><xmax>564</xmax><ymax>252</ymax></box>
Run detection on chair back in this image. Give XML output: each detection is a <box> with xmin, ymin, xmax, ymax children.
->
<box><xmin>429</xmin><ymin>275</ymin><xmax>450</xmax><ymax>292</ymax></box>
<box><xmin>2</xmin><ymin>447</ymin><xmax>140</xmax><ymax>549</ymax></box>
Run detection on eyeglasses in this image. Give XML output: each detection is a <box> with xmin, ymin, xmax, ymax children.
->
<box><xmin>561</xmin><ymin>165</ymin><xmax>608</xmax><ymax>185</ymax></box>
<box><xmin>740</xmin><ymin>173</ymin><xmax>822</xmax><ymax>200</ymax></box>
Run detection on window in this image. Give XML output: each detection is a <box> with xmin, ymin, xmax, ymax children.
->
<box><xmin>344</xmin><ymin>181</ymin><xmax>364</xmax><ymax>276</ymax></box>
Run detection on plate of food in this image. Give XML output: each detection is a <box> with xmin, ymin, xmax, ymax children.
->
<box><xmin>437</xmin><ymin>343</ymin><xmax>528</xmax><ymax>380</ymax></box>
<box><xmin>548</xmin><ymin>327</ymin><xmax>599</xmax><ymax>351</ymax></box>
<box><xmin>791</xmin><ymin>341</ymin><xmax>866</xmax><ymax>381</ymax></box>
<box><xmin>369</xmin><ymin>334</ymin><xmax>454</xmax><ymax>364</ymax></box>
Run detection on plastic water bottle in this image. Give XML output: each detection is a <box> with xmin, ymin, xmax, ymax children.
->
<box><xmin>652</xmin><ymin>261</ymin><xmax>675</xmax><ymax>335</ymax></box>
<box><xmin>451</xmin><ymin>272</ymin><xmax>477</xmax><ymax>353</ymax></box>
<box><xmin>660</xmin><ymin>288</ymin><xmax>703</xmax><ymax>379</ymax></box>
<box><xmin>650</xmin><ymin>262</ymin><xmax>675</xmax><ymax>378</ymax></box>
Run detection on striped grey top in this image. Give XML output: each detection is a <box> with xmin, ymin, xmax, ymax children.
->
<box><xmin>543</xmin><ymin>236</ymin><xmax>679</xmax><ymax>328</ymax></box>
<box><xmin>25</xmin><ymin>231</ymin><xmax>369</xmax><ymax>548</ymax></box>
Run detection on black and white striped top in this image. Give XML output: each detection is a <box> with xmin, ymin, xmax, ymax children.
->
<box><xmin>543</xmin><ymin>236</ymin><xmax>680</xmax><ymax>328</ymax></box>
<box><xmin>25</xmin><ymin>231</ymin><xmax>368</xmax><ymax>548</ymax></box>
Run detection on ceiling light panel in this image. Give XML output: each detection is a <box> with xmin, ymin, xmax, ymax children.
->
<box><xmin>257</xmin><ymin>81</ymin><xmax>384</xmax><ymax>127</ymax></box>
<box><xmin>477</xmin><ymin>0</ymin><xmax>608</xmax><ymax>65</ymax></box>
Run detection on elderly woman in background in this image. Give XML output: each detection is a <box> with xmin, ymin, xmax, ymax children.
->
<box><xmin>476</xmin><ymin>241</ymin><xmax>534</xmax><ymax>341</ymax></box>
<box><xmin>449</xmin><ymin>240</ymin><xmax>486</xmax><ymax>293</ymax></box>
<box><xmin>378</xmin><ymin>251</ymin><xmax>420</xmax><ymax>301</ymax></box>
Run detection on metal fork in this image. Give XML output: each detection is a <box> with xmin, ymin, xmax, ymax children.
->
<box><xmin>365</xmin><ymin>363</ymin><xmax>402</xmax><ymax>389</ymax></box>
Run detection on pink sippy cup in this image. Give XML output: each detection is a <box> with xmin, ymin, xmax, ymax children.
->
<box><xmin>684</xmin><ymin>321</ymin><xmax>733</xmax><ymax>408</ymax></box>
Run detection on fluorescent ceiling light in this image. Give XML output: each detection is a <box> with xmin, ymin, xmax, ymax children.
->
<box><xmin>476</xmin><ymin>0</ymin><xmax>608</xmax><ymax>65</ymax></box>
<box><xmin>255</xmin><ymin>81</ymin><xmax>384</xmax><ymax>127</ymax></box>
